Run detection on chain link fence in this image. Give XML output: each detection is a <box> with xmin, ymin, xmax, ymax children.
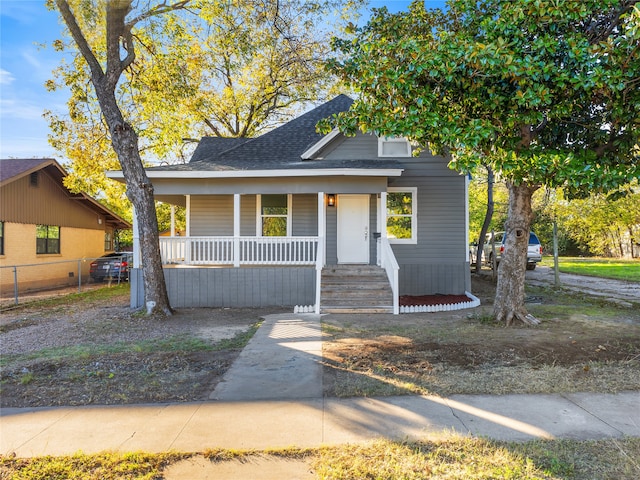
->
<box><xmin>0</xmin><ymin>256</ymin><xmax>129</xmax><ymax>309</ymax></box>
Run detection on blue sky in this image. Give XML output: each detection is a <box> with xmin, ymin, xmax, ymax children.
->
<box><xmin>0</xmin><ymin>1</ymin><xmax>447</xmax><ymax>160</ymax></box>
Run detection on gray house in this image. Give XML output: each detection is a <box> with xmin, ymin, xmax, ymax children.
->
<box><xmin>111</xmin><ymin>95</ymin><xmax>472</xmax><ymax>313</ymax></box>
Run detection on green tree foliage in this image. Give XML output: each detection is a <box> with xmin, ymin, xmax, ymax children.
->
<box><xmin>324</xmin><ymin>0</ymin><xmax>640</xmax><ymax>324</ymax></box>
<box><xmin>542</xmin><ymin>182</ymin><xmax>640</xmax><ymax>257</ymax></box>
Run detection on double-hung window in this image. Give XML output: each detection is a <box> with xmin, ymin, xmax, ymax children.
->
<box><xmin>36</xmin><ymin>225</ymin><xmax>60</xmax><ymax>254</ymax></box>
<box><xmin>257</xmin><ymin>194</ymin><xmax>291</xmax><ymax>236</ymax></box>
<box><xmin>386</xmin><ymin>188</ymin><xmax>417</xmax><ymax>244</ymax></box>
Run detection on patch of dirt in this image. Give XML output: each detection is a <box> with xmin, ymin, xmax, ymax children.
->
<box><xmin>0</xmin><ymin>290</ymin><xmax>283</xmax><ymax>408</ymax></box>
<box><xmin>322</xmin><ymin>274</ymin><xmax>640</xmax><ymax>397</ymax></box>
<box><xmin>0</xmin><ymin>351</ymin><xmax>238</xmax><ymax>407</ymax></box>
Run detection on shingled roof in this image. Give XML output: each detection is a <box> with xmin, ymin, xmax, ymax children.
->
<box><xmin>0</xmin><ymin>158</ymin><xmax>57</xmax><ymax>185</ymax></box>
<box><xmin>147</xmin><ymin>95</ymin><xmax>403</xmax><ymax>173</ymax></box>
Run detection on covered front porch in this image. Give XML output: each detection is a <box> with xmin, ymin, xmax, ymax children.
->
<box><xmin>130</xmin><ymin>190</ymin><xmax>400</xmax><ymax>314</ymax></box>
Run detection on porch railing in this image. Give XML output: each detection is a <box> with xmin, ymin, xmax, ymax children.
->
<box><xmin>159</xmin><ymin>236</ymin><xmax>319</xmax><ymax>266</ymax></box>
<box><xmin>380</xmin><ymin>237</ymin><xmax>400</xmax><ymax>315</ymax></box>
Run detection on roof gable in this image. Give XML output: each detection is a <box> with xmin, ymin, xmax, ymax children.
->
<box><xmin>0</xmin><ymin>158</ymin><xmax>59</xmax><ymax>186</ymax></box>
<box><xmin>1</xmin><ymin>158</ymin><xmax>131</xmax><ymax>229</ymax></box>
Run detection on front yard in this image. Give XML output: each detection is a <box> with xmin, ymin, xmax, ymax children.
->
<box><xmin>1</xmin><ymin>275</ymin><xmax>638</xmax><ymax>407</ymax></box>
<box><xmin>2</xmin><ymin>277</ymin><xmax>640</xmax><ymax>479</ymax></box>
<box><xmin>322</xmin><ymin>275</ymin><xmax>640</xmax><ymax>397</ymax></box>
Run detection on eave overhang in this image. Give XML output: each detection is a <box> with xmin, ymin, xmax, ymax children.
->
<box><xmin>106</xmin><ymin>167</ymin><xmax>404</xmax><ymax>181</ymax></box>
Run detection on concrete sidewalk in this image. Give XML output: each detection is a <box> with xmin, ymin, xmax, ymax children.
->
<box><xmin>2</xmin><ymin>391</ymin><xmax>639</xmax><ymax>457</ymax></box>
<box><xmin>1</xmin><ymin>313</ymin><xmax>639</xmax><ymax>476</ymax></box>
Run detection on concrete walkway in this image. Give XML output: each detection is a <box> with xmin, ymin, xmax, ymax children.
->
<box><xmin>1</xmin><ymin>313</ymin><xmax>639</xmax><ymax>477</ymax></box>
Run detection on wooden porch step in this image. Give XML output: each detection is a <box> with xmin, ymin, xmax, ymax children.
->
<box><xmin>320</xmin><ymin>265</ymin><xmax>393</xmax><ymax>313</ymax></box>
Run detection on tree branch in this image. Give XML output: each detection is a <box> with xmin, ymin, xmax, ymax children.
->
<box><xmin>54</xmin><ymin>0</ymin><xmax>105</xmax><ymax>83</ymax></box>
<box><xmin>126</xmin><ymin>0</ymin><xmax>191</xmax><ymax>29</ymax></box>
<box><xmin>585</xmin><ymin>0</ymin><xmax>638</xmax><ymax>44</ymax></box>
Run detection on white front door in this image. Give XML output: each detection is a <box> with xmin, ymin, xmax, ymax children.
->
<box><xmin>337</xmin><ymin>194</ymin><xmax>370</xmax><ymax>264</ymax></box>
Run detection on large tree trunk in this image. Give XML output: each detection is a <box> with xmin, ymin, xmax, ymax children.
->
<box><xmin>98</xmin><ymin>90</ymin><xmax>172</xmax><ymax>316</ymax></box>
<box><xmin>55</xmin><ymin>0</ymin><xmax>173</xmax><ymax>316</ymax></box>
<box><xmin>494</xmin><ymin>181</ymin><xmax>540</xmax><ymax>326</ymax></box>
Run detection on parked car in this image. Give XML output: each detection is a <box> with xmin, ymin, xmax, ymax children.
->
<box><xmin>89</xmin><ymin>252</ymin><xmax>133</xmax><ymax>282</ymax></box>
<box><xmin>483</xmin><ymin>231</ymin><xmax>542</xmax><ymax>270</ymax></box>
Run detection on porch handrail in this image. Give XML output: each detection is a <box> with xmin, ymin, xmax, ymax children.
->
<box><xmin>380</xmin><ymin>237</ymin><xmax>400</xmax><ymax>315</ymax></box>
<box><xmin>159</xmin><ymin>236</ymin><xmax>319</xmax><ymax>266</ymax></box>
<box><xmin>314</xmin><ymin>236</ymin><xmax>325</xmax><ymax>314</ymax></box>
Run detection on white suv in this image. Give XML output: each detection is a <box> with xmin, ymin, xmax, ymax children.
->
<box><xmin>483</xmin><ymin>231</ymin><xmax>542</xmax><ymax>270</ymax></box>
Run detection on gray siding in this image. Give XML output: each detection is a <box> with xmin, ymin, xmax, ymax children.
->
<box><xmin>399</xmin><ymin>263</ymin><xmax>470</xmax><ymax>295</ymax></box>
<box><xmin>325</xmin><ymin>204</ymin><xmax>337</xmax><ymax>264</ymax></box>
<box><xmin>292</xmin><ymin>194</ymin><xmax>318</xmax><ymax>236</ymax></box>
<box><xmin>387</xmin><ymin>143</ymin><xmax>470</xmax><ymax>294</ymax></box>
<box><xmin>390</xmin><ymin>176</ymin><xmax>467</xmax><ymax>264</ymax></box>
<box><xmin>241</xmin><ymin>194</ymin><xmax>256</xmax><ymax>236</ymax></box>
<box><xmin>190</xmin><ymin>195</ymin><xmax>233</xmax><ymax>235</ymax></box>
<box><xmin>130</xmin><ymin>267</ymin><xmax>315</xmax><ymax>308</ymax></box>
<box><xmin>321</xmin><ymin>133</ymin><xmax>377</xmax><ymax>159</ymax></box>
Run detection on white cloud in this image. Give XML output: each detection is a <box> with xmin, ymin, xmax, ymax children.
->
<box><xmin>0</xmin><ymin>68</ymin><xmax>15</xmax><ymax>85</ymax></box>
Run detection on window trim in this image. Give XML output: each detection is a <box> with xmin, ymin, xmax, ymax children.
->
<box><xmin>36</xmin><ymin>225</ymin><xmax>61</xmax><ymax>254</ymax></box>
<box><xmin>386</xmin><ymin>187</ymin><xmax>417</xmax><ymax>244</ymax></box>
<box><xmin>378</xmin><ymin>136</ymin><xmax>411</xmax><ymax>157</ymax></box>
<box><xmin>256</xmin><ymin>194</ymin><xmax>292</xmax><ymax>237</ymax></box>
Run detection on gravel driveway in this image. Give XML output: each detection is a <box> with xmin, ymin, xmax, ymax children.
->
<box><xmin>526</xmin><ymin>265</ymin><xmax>640</xmax><ymax>307</ymax></box>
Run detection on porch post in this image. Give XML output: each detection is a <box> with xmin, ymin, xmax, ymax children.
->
<box><xmin>317</xmin><ymin>191</ymin><xmax>325</xmax><ymax>265</ymax></box>
<box><xmin>132</xmin><ymin>206</ymin><xmax>140</xmax><ymax>268</ymax></box>
<box><xmin>185</xmin><ymin>195</ymin><xmax>191</xmax><ymax>264</ymax></box>
<box><xmin>315</xmin><ymin>192</ymin><xmax>325</xmax><ymax>314</ymax></box>
<box><xmin>185</xmin><ymin>195</ymin><xmax>191</xmax><ymax>236</ymax></box>
<box><xmin>233</xmin><ymin>194</ymin><xmax>240</xmax><ymax>267</ymax></box>
<box><xmin>380</xmin><ymin>191</ymin><xmax>388</xmax><ymax>240</ymax></box>
<box><xmin>170</xmin><ymin>205</ymin><xmax>176</xmax><ymax>236</ymax></box>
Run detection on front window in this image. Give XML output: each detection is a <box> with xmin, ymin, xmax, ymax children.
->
<box><xmin>386</xmin><ymin>188</ymin><xmax>417</xmax><ymax>243</ymax></box>
<box><xmin>36</xmin><ymin>225</ymin><xmax>60</xmax><ymax>254</ymax></box>
<box><xmin>104</xmin><ymin>231</ymin><xmax>113</xmax><ymax>251</ymax></box>
<box><xmin>258</xmin><ymin>194</ymin><xmax>291</xmax><ymax>236</ymax></box>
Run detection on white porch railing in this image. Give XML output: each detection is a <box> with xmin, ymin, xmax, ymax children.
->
<box><xmin>159</xmin><ymin>236</ymin><xmax>319</xmax><ymax>266</ymax></box>
<box><xmin>380</xmin><ymin>237</ymin><xmax>400</xmax><ymax>315</ymax></box>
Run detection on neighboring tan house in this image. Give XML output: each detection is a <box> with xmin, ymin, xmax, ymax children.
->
<box><xmin>109</xmin><ymin>95</ymin><xmax>473</xmax><ymax>313</ymax></box>
<box><xmin>0</xmin><ymin>158</ymin><xmax>131</xmax><ymax>295</ymax></box>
